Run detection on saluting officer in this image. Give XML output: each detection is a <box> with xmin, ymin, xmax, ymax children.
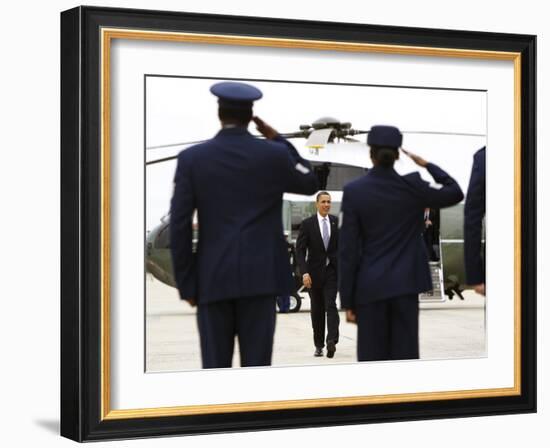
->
<box><xmin>170</xmin><ymin>82</ymin><xmax>318</xmax><ymax>369</ymax></box>
<box><xmin>338</xmin><ymin>125</ymin><xmax>464</xmax><ymax>361</ymax></box>
<box><xmin>464</xmin><ymin>147</ymin><xmax>486</xmax><ymax>295</ymax></box>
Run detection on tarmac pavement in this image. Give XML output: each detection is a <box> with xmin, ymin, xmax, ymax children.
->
<box><xmin>145</xmin><ymin>274</ymin><xmax>486</xmax><ymax>372</ymax></box>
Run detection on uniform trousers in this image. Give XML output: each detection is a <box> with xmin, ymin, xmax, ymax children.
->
<box><xmin>308</xmin><ymin>265</ymin><xmax>339</xmax><ymax>349</ymax></box>
<box><xmin>356</xmin><ymin>294</ymin><xmax>419</xmax><ymax>361</ymax></box>
<box><xmin>196</xmin><ymin>295</ymin><xmax>276</xmax><ymax>369</ymax></box>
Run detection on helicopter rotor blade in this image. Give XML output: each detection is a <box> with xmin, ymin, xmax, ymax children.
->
<box><xmin>146</xmin><ymin>139</ymin><xmax>209</xmax><ymax>150</ymax></box>
<box><xmin>146</xmin><ymin>155</ymin><xmax>178</xmax><ymax>166</ymax></box>
<box><xmin>278</xmin><ymin>131</ymin><xmax>309</xmax><ymax>139</ymax></box>
<box><xmin>402</xmin><ymin>130</ymin><xmax>486</xmax><ymax>137</ymax></box>
<box><xmin>145</xmin><ymin>127</ymin><xmax>486</xmax><ymax>165</ymax></box>
<box><xmin>349</xmin><ymin>130</ymin><xmax>485</xmax><ymax>138</ymax></box>
<box><xmin>147</xmin><ymin>131</ymin><xmax>308</xmax><ymax>165</ymax></box>
<box><xmin>249</xmin><ymin>131</ymin><xmax>308</xmax><ymax>139</ymax></box>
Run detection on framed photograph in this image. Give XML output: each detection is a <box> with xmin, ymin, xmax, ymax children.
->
<box><xmin>61</xmin><ymin>6</ymin><xmax>536</xmax><ymax>442</ymax></box>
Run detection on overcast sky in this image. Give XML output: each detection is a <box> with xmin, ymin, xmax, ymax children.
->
<box><xmin>145</xmin><ymin>77</ymin><xmax>486</xmax><ymax>231</ymax></box>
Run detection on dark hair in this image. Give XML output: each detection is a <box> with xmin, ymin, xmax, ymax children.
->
<box><xmin>370</xmin><ymin>145</ymin><xmax>398</xmax><ymax>168</ymax></box>
<box><xmin>316</xmin><ymin>191</ymin><xmax>330</xmax><ymax>202</ymax></box>
<box><xmin>218</xmin><ymin>106</ymin><xmax>253</xmax><ymax>126</ymax></box>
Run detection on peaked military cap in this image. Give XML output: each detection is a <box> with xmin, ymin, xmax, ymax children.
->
<box><xmin>210</xmin><ymin>81</ymin><xmax>263</xmax><ymax>109</ymax></box>
<box><xmin>367</xmin><ymin>125</ymin><xmax>403</xmax><ymax>148</ymax></box>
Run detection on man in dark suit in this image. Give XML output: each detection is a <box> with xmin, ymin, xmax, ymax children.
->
<box><xmin>464</xmin><ymin>147</ymin><xmax>486</xmax><ymax>295</ymax></box>
<box><xmin>423</xmin><ymin>207</ymin><xmax>439</xmax><ymax>261</ymax></box>
<box><xmin>170</xmin><ymin>82</ymin><xmax>318</xmax><ymax>368</ymax></box>
<box><xmin>339</xmin><ymin>125</ymin><xmax>463</xmax><ymax>361</ymax></box>
<box><xmin>296</xmin><ymin>192</ymin><xmax>340</xmax><ymax>358</ymax></box>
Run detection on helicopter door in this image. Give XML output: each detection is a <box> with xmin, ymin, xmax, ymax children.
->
<box><xmin>419</xmin><ymin>243</ymin><xmax>446</xmax><ymax>303</ymax></box>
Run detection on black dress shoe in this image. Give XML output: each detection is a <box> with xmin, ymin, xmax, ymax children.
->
<box><xmin>326</xmin><ymin>341</ymin><xmax>336</xmax><ymax>358</ymax></box>
<box><xmin>314</xmin><ymin>348</ymin><xmax>323</xmax><ymax>357</ymax></box>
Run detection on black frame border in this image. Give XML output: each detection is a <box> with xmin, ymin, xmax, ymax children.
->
<box><xmin>61</xmin><ymin>6</ymin><xmax>536</xmax><ymax>442</ymax></box>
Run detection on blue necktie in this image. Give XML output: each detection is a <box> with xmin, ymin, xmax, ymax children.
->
<box><xmin>322</xmin><ymin>218</ymin><xmax>329</xmax><ymax>250</ymax></box>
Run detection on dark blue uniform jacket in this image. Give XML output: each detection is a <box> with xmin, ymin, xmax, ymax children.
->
<box><xmin>170</xmin><ymin>127</ymin><xmax>318</xmax><ymax>304</ymax></box>
<box><xmin>464</xmin><ymin>147</ymin><xmax>486</xmax><ymax>285</ymax></box>
<box><xmin>339</xmin><ymin>163</ymin><xmax>464</xmax><ymax>308</ymax></box>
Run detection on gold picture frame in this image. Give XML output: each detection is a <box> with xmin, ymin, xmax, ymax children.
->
<box><xmin>61</xmin><ymin>5</ymin><xmax>536</xmax><ymax>441</ymax></box>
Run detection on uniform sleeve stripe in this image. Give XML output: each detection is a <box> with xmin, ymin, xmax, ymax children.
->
<box><xmin>295</xmin><ymin>163</ymin><xmax>310</xmax><ymax>174</ymax></box>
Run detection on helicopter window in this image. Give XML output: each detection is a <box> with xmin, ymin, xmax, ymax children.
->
<box><xmin>313</xmin><ymin>163</ymin><xmax>366</xmax><ymax>190</ymax></box>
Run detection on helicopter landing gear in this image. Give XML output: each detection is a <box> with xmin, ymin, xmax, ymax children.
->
<box><xmin>288</xmin><ymin>293</ymin><xmax>302</xmax><ymax>313</ymax></box>
<box><xmin>444</xmin><ymin>281</ymin><xmax>465</xmax><ymax>300</ymax></box>
<box><xmin>444</xmin><ymin>287</ymin><xmax>465</xmax><ymax>300</ymax></box>
<box><xmin>276</xmin><ymin>293</ymin><xmax>302</xmax><ymax>313</ymax></box>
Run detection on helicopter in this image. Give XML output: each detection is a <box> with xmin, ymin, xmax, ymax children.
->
<box><xmin>146</xmin><ymin>117</ymin><xmax>485</xmax><ymax>312</ymax></box>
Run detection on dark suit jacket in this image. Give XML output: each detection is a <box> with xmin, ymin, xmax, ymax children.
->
<box><xmin>464</xmin><ymin>147</ymin><xmax>486</xmax><ymax>285</ymax></box>
<box><xmin>338</xmin><ymin>163</ymin><xmax>464</xmax><ymax>308</ymax></box>
<box><xmin>170</xmin><ymin>127</ymin><xmax>318</xmax><ymax>304</ymax></box>
<box><xmin>295</xmin><ymin>214</ymin><xmax>338</xmax><ymax>287</ymax></box>
<box><xmin>423</xmin><ymin>208</ymin><xmax>440</xmax><ymax>244</ymax></box>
